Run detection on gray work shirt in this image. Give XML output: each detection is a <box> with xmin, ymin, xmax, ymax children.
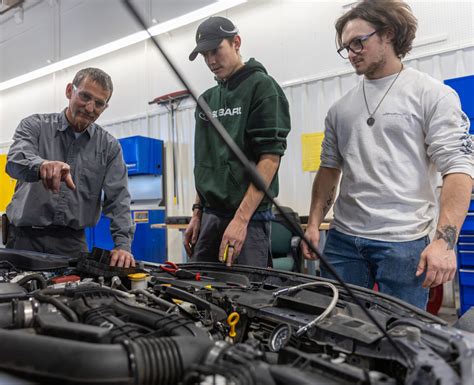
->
<box><xmin>6</xmin><ymin>111</ymin><xmax>134</xmax><ymax>251</ymax></box>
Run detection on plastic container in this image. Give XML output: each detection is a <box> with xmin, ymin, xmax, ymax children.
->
<box><xmin>128</xmin><ymin>273</ymin><xmax>149</xmax><ymax>290</ymax></box>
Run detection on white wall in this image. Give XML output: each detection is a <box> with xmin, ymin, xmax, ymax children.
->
<box><xmin>0</xmin><ymin>0</ymin><xmax>473</xmax><ymax>257</ymax></box>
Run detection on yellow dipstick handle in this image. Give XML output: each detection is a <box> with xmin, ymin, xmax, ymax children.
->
<box><xmin>223</xmin><ymin>244</ymin><xmax>230</xmax><ymax>262</ymax></box>
<box><xmin>227</xmin><ymin>312</ymin><xmax>240</xmax><ymax>338</ymax></box>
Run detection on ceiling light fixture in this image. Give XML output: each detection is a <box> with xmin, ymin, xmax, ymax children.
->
<box><xmin>0</xmin><ymin>0</ymin><xmax>247</xmax><ymax>92</ymax></box>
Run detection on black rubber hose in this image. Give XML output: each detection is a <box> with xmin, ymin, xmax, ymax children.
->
<box><xmin>33</xmin><ymin>289</ymin><xmax>79</xmax><ymax>322</ymax></box>
<box><xmin>0</xmin><ymin>302</ymin><xmax>13</xmax><ymax>328</ymax></box>
<box><xmin>111</xmin><ymin>297</ymin><xmax>208</xmax><ymax>338</ymax></box>
<box><xmin>16</xmin><ymin>273</ymin><xmax>47</xmax><ymax>290</ymax></box>
<box><xmin>0</xmin><ymin>329</ymin><xmax>214</xmax><ymax>384</ymax></box>
<box><xmin>0</xmin><ymin>328</ymin><xmax>132</xmax><ymax>384</ymax></box>
<box><xmin>132</xmin><ymin>336</ymin><xmax>214</xmax><ymax>385</ymax></box>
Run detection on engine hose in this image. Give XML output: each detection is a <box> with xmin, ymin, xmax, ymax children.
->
<box><xmin>130</xmin><ymin>288</ymin><xmax>175</xmax><ymax>310</ymax></box>
<box><xmin>33</xmin><ymin>290</ymin><xmax>79</xmax><ymax>322</ymax></box>
<box><xmin>0</xmin><ymin>329</ymin><xmax>214</xmax><ymax>385</ymax></box>
<box><xmin>0</xmin><ymin>299</ymin><xmax>39</xmax><ymax>329</ymax></box>
<box><xmin>111</xmin><ymin>297</ymin><xmax>208</xmax><ymax>339</ymax></box>
<box><xmin>16</xmin><ymin>273</ymin><xmax>47</xmax><ymax>290</ymax></box>
<box><xmin>130</xmin><ymin>336</ymin><xmax>213</xmax><ymax>385</ymax></box>
<box><xmin>0</xmin><ymin>302</ymin><xmax>13</xmax><ymax>328</ymax></box>
<box><xmin>0</xmin><ymin>328</ymin><xmax>132</xmax><ymax>384</ymax></box>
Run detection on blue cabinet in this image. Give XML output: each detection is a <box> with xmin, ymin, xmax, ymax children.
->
<box><xmin>86</xmin><ymin>136</ymin><xmax>167</xmax><ymax>263</ymax></box>
<box><xmin>445</xmin><ymin>75</ymin><xmax>474</xmax><ymax>132</ymax></box>
<box><xmin>457</xmin><ymin>219</ymin><xmax>474</xmax><ymax>315</ymax></box>
<box><xmin>86</xmin><ymin>209</ymin><xmax>166</xmax><ymax>263</ymax></box>
<box><xmin>447</xmin><ymin>75</ymin><xmax>474</xmax><ymax>315</ymax></box>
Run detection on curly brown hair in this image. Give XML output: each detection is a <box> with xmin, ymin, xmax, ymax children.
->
<box><xmin>335</xmin><ymin>0</ymin><xmax>417</xmax><ymax>58</ymax></box>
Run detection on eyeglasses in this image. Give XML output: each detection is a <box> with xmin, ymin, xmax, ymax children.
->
<box><xmin>337</xmin><ymin>30</ymin><xmax>379</xmax><ymax>59</ymax></box>
<box><xmin>72</xmin><ymin>84</ymin><xmax>108</xmax><ymax>110</ymax></box>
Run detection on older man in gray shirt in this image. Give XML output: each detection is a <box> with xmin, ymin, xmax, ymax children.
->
<box><xmin>5</xmin><ymin>67</ymin><xmax>135</xmax><ymax>268</ymax></box>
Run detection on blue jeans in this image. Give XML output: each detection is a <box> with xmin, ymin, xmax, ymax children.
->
<box><xmin>321</xmin><ymin>229</ymin><xmax>429</xmax><ymax>309</ymax></box>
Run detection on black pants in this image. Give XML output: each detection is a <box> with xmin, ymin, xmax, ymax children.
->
<box><xmin>192</xmin><ymin>212</ymin><xmax>272</xmax><ymax>267</ymax></box>
<box><xmin>6</xmin><ymin>225</ymin><xmax>88</xmax><ymax>258</ymax></box>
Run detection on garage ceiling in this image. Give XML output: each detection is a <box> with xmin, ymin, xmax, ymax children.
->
<box><xmin>0</xmin><ymin>0</ymin><xmax>215</xmax><ymax>83</ymax></box>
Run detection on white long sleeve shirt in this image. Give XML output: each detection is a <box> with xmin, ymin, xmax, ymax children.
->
<box><xmin>321</xmin><ymin>67</ymin><xmax>473</xmax><ymax>241</ymax></box>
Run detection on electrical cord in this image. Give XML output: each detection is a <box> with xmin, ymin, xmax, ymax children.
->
<box><xmin>272</xmin><ymin>281</ymin><xmax>339</xmax><ymax>336</ymax></box>
<box><xmin>121</xmin><ymin>0</ymin><xmax>413</xmax><ymax>370</ymax></box>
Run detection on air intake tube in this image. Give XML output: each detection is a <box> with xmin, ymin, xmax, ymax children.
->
<box><xmin>0</xmin><ymin>329</ymin><xmax>213</xmax><ymax>384</ymax></box>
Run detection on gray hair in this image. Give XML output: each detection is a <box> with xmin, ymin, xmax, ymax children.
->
<box><xmin>72</xmin><ymin>68</ymin><xmax>113</xmax><ymax>95</ymax></box>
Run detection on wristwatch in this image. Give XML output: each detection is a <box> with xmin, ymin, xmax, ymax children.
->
<box><xmin>192</xmin><ymin>203</ymin><xmax>203</xmax><ymax>212</ymax></box>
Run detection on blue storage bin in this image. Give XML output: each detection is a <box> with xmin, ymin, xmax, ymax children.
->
<box><xmin>119</xmin><ymin>136</ymin><xmax>163</xmax><ymax>175</ymax></box>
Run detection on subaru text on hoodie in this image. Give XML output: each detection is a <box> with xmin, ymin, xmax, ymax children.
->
<box><xmin>194</xmin><ymin>58</ymin><xmax>291</xmax><ymax>213</ymax></box>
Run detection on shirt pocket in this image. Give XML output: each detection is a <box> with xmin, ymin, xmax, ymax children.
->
<box><xmin>80</xmin><ymin>153</ymin><xmax>106</xmax><ymax>199</ymax></box>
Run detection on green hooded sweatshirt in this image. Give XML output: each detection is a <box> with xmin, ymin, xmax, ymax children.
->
<box><xmin>194</xmin><ymin>58</ymin><xmax>291</xmax><ymax>213</ymax></box>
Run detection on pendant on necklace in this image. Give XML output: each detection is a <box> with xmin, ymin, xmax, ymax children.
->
<box><xmin>367</xmin><ymin>116</ymin><xmax>375</xmax><ymax>126</ymax></box>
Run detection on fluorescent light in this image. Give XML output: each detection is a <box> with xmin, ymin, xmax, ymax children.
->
<box><xmin>0</xmin><ymin>31</ymin><xmax>149</xmax><ymax>91</ymax></box>
<box><xmin>0</xmin><ymin>0</ymin><xmax>247</xmax><ymax>92</ymax></box>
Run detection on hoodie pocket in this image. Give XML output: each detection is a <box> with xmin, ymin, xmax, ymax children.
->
<box><xmin>195</xmin><ymin>163</ymin><xmax>245</xmax><ymax>209</ymax></box>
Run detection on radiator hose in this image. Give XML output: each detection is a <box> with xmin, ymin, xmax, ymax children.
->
<box><xmin>0</xmin><ymin>329</ymin><xmax>213</xmax><ymax>384</ymax></box>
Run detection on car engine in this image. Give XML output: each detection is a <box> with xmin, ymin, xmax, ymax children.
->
<box><xmin>0</xmin><ymin>247</ymin><xmax>473</xmax><ymax>385</ymax></box>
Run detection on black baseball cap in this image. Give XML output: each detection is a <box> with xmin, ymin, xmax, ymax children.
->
<box><xmin>189</xmin><ymin>16</ymin><xmax>239</xmax><ymax>61</ymax></box>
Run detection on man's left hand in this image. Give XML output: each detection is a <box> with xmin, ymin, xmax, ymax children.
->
<box><xmin>416</xmin><ymin>239</ymin><xmax>457</xmax><ymax>288</ymax></box>
<box><xmin>110</xmin><ymin>249</ymin><xmax>136</xmax><ymax>268</ymax></box>
<box><xmin>218</xmin><ymin>218</ymin><xmax>248</xmax><ymax>267</ymax></box>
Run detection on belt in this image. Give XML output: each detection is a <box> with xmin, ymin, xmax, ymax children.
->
<box><xmin>17</xmin><ymin>225</ymin><xmax>83</xmax><ymax>232</ymax></box>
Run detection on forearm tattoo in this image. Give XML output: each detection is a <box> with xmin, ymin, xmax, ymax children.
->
<box><xmin>435</xmin><ymin>225</ymin><xmax>458</xmax><ymax>250</ymax></box>
<box><xmin>323</xmin><ymin>186</ymin><xmax>336</xmax><ymax>216</ymax></box>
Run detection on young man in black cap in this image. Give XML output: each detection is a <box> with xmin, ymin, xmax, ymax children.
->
<box><xmin>184</xmin><ymin>16</ymin><xmax>291</xmax><ymax>267</ymax></box>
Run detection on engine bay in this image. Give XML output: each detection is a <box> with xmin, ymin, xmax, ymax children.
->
<box><xmin>0</xmin><ymin>247</ymin><xmax>473</xmax><ymax>385</ymax></box>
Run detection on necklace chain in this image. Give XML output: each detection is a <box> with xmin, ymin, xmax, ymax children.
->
<box><xmin>362</xmin><ymin>64</ymin><xmax>404</xmax><ymax>126</ymax></box>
